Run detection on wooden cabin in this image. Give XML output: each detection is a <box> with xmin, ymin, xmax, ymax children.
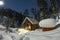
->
<box><xmin>21</xmin><ymin>17</ymin><xmax>38</xmax><ymax>30</ymax></box>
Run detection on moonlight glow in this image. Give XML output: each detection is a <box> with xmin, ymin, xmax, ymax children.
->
<box><xmin>0</xmin><ymin>1</ymin><xmax>4</xmax><ymax>5</ymax></box>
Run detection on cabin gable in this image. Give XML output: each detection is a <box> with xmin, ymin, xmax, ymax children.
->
<box><xmin>21</xmin><ymin>17</ymin><xmax>38</xmax><ymax>30</ymax></box>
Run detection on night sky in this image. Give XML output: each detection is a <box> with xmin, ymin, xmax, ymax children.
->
<box><xmin>3</xmin><ymin>0</ymin><xmax>37</xmax><ymax>12</ymax></box>
<box><xmin>2</xmin><ymin>0</ymin><xmax>50</xmax><ymax>13</ymax></box>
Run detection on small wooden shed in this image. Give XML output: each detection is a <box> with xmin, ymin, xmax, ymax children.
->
<box><xmin>39</xmin><ymin>18</ymin><xmax>56</xmax><ymax>32</ymax></box>
<box><xmin>21</xmin><ymin>17</ymin><xmax>38</xmax><ymax>30</ymax></box>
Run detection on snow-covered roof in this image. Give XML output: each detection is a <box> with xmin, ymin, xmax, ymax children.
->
<box><xmin>39</xmin><ymin>18</ymin><xmax>57</xmax><ymax>27</ymax></box>
<box><xmin>22</xmin><ymin>17</ymin><xmax>38</xmax><ymax>24</ymax></box>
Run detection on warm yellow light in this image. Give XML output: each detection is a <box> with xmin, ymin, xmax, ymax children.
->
<box><xmin>28</xmin><ymin>25</ymin><xmax>31</xmax><ymax>29</ymax></box>
<box><xmin>0</xmin><ymin>1</ymin><xmax>4</xmax><ymax>5</ymax></box>
<box><xmin>25</xmin><ymin>25</ymin><xmax>31</xmax><ymax>30</ymax></box>
<box><xmin>18</xmin><ymin>28</ymin><xmax>29</xmax><ymax>35</ymax></box>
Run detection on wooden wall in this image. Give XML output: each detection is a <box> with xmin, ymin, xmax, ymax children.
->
<box><xmin>24</xmin><ymin>19</ymin><xmax>38</xmax><ymax>30</ymax></box>
<box><xmin>31</xmin><ymin>24</ymin><xmax>38</xmax><ymax>30</ymax></box>
<box><xmin>42</xmin><ymin>27</ymin><xmax>55</xmax><ymax>32</ymax></box>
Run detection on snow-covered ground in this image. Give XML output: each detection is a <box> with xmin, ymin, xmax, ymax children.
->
<box><xmin>0</xmin><ymin>31</ymin><xmax>25</xmax><ymax>40</ymax></box>
<box><xmin>23</xmin><ymin>27</ymin><xmax>60</xmax><ymax>40</ymax></box>
<box><xmin>0</xmin><ymin>25</ymin><xmax>26</xmax><ymax>40</ymax></box>
<box><xmin>0</xmin><ymin>24</ymin><xmax>60</xmax><ymax>40</ymax></box>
